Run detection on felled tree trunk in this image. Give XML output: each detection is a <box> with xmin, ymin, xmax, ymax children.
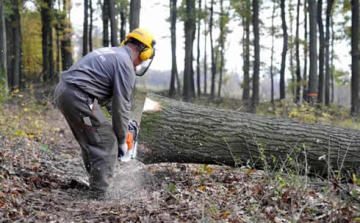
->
<box><xmin>138</xmin><ymin>94</ymin><xmax>360</xmax><ymax>176</ymax></box>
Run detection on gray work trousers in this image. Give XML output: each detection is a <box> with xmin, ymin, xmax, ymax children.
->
<box><xmin>54</xmin><ymin>81</ymin><xmax>118</xmax><ymax>192</ymax></box>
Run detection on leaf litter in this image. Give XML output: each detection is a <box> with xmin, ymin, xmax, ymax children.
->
<box><xmin>0</xmin><ymin>102</ymin><xmax>359</xmax><ymax>222</ymax></box>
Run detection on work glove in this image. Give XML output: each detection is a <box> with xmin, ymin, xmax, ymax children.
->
<box><xmin>118</xmin><ymin>143</ymin><xmax>128</xmax><ymax>158</ymax></box>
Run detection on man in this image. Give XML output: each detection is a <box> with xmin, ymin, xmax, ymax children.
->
<box><xmin>54</xmin><ymin>28</ymin><xmax>155</xmax><ymax>196</ymax></box>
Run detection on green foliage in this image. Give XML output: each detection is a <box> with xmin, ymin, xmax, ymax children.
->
<box><xmin>334</xmin><ymin>68</ymin><xmax>350</xmax><ymax>85</ymax></box>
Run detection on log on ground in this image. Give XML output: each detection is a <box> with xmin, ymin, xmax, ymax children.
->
<box><xmin>137</xmin><ymin>94</ymin><xmax>360</xmax><ymax>176</ymax></box>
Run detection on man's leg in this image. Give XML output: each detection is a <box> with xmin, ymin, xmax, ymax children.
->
<box><xmin>54</xmin><ymin>82</ymin><xmax>118</xmax><ymax>193</ymax></box>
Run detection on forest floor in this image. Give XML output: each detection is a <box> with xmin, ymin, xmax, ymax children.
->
<box><xmin>1</xmin><ymin>89</ymin><xmax>360</xmax><ymax>222</ymax></box>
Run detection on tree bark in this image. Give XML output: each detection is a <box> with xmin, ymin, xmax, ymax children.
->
<box><xmin>330</xmin><ymin>16</ymin><xmax>334</xmax><ymax>103</ymax></box>
<box><xmin>295</xmin><ymin>0</ymin><xmax>302</xmax><ymax>102</ymax></box>
<box><xmin>89</xmin><ymin>0</ymin><xmax>93</xmax><ymax>52</ymax></box>
<box><xmin>129</xmin><ymin>0</ymin><xmax>141</xmax><ymax>31</ymax></box>
<box><xmin>317</xmin><ymin>0</ymin><xmax>324</xmax><ymax>104</ymax></box>
<box><xmin>270</xmin><ymin>0</ymin><xmax>276</xmax><ymax>104</ymax></box>
<box><xmin>289</xmin><ymin>0</ymin><xmax>295</xmax><ymax>98</ymax></box>
<box><xmin>280</xmin><ymin>0</ymin><xmax>288</xmax><ymax>100</ymax></box>
<box><xmin>10</xmin><ymin>0</ymin><xmax>21</xmax><ymax>89</ymax></box>
<box><xmin>108</xmin><ymin>0</ymin><xmax>118</xmax><ymax>47</ymax></box>
<box><xmin>242</xmin><ymin>0</ymin><xmax>251</xmax><ymax>102</ymax></box>
<box><xmin>209</xmin><ymin>0</ymin><xmax>216</xmax><ymax>100</ymax></box>
<box><xmin>217</xmin><ymin>0</ymin><xmax>225</xmax><ymax>98</ymax></box>
<box><xmin>102</xmin><ymin>0</ymin><xmax>109</xmax><ymax>47</ymax></box>
<box><xmin>120</xmin><ymin>5</ymin><xmax>126</xmax><ymax>42</ymax></box>
<box><xmin>351</xmin><ymin>0</ymin><xmax>359</xmax><ymax>115</ymax></box>
<box><xmin>196</xmin><ymin>0</ymin><xmax>202</xmax><ymax>97</ymax></box>
<box><xmin>203</xmin><ymin>0</ymin><xmax>207</xmax><ymax>95</ymax></box>
<box><xmin>138</xmin><ymin>94</ymin><xmax>360</xmax><ymax>176</ymax></box>
<box><xmin>308</xmin><ymin>0</ymin><xmax>318</xmax><ymax>104</ymax></box>
<box><xmin>169</xmin><ymin>0</ymin><xmax>179</xmax><ymax>97</ymax></box>
<box><xmin>303</xmin><ymin>0</ymin><xmax>308</xmax><ymax>101</ymax></box>
<box><xmin>183</xmin><ymin>0</ymin><xmax>196</xmax><ymax>101</ymax></box>
<box><xmin>251</xmin><ymin>0</ymin><xmax>260</xmax><ymax>111</ymax></box>
<box><xmin>83</xmin><ymin>0</ymin><xmax>89</xmax><ymax>55</ymax></box>
<box><xmin>61</xmin><ymin>0</ymin><xmax>73</xmax><ymax>71</ymax></box>
<box><xmin>41</xmin><ymin>0</ymin><xmax>50</xmax><ymax>82</ymax></box>
<box><xmin>325</xmin><ymin>0</ymin><xmax>334</xmax><ymax>106</ymax></box>
<box><xmin>0</xmin><ymin>0</ymin><xmax>7</xmax><ymax>99</ymax></box>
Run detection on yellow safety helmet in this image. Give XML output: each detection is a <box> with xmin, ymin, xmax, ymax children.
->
<box><xmin>121</xmin><ymin>28</ymin><xmax>156</xmax><ymax>61</ymax></box>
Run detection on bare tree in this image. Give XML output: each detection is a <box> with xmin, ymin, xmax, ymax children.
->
<box><xmin>295</xmin><ymin>0</ymin><xmax>302</xmax><ymax>102</ymax></box>
<box><xmin>203</xmin><ymin>0</ymin><xmax>208</xmax><ymax>95</ymax></box>
<box><xmin>60</xmin><ymin>0</ymin><xmax>73</xmax><ymax>71</ymax></box>
<box><xmin>209</xmin><ymin>0</ymin><xmax>216</xmax><ymax>100</ymax></box>
<box><xmin>270</xmin><ymin>0</ymin><xmax>276</xmax><ymax>104</ymax></box>
<box><xmin>351</xmin><ymin>0</ymin><xmax>359</xmax><ymax>115</ymax></box>
<box><xmin>83</xmin><ymin>0</ymin><xmax>89</xmax><ymax>55</ymax></box>
<box><xmin>109</xmin><ymin>0</ymin><xmax>119</xmax><ymax>46</ymax></box>
<box><xmin>317</xmin><ymin>0</ymin><xmax>324</xmax><ymax>104</ymax></box>
<box><xmin>169</xmin><ymin>0</ymin><xmax>180</xmax><ymax>97</ymax></box>
<box><xmin>251</xmin><ymin>0</ymin><xmax>260</xmax><ymax>111</ymax></box>
<box><xmin>280</xmin><ymin>0</ymin><xmax>288</xmax><ymax>100</ymax></box>
<box><xmin>183</xmin><ymin>0</ymin><xmax>196</xmax><ymax>101</ymax></box>
<box><xmin>89</xmin><ymin>0</ymin><xmax>93</xmax><ymax>52</ymax></box>
<box><xmin>303</xmin><ymin>0</ymin><xmax>308</xmax><ymax>101</ymax></box>
<box><xmin>129</xmin><ymin>0</ymin><xmax>141</xmax><ymax>31</ymax></box>
<box><xmin>196</xmin><ymin>0</ymin><xmax>202</xmax><ymax>97</ymax></box>
<box><xmin>308</xmin><ymin>0</ymin><xmax>318</xmax><ymax>104</ymax></box>
<box><xmin>242</xmin><ymin>0</ymin><xmax>251</xmax><ymax>102</ymax></box>
<box><xmin>325</xmin><ymin>0</ymin><xmax>334</xmax><ymax>106</ymax></box>
<box><xmin>0</xmin><ymin>0</ymin><xmax>8</xmax><ymax>99</ymax></box>
<box><xmin>102</xmin><ymin>0</ymin><xmax>109</xmax><ymax>47</ymax></box>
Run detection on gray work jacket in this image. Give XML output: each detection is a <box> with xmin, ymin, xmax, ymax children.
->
<box><xmin>60</xmin><ymin>46</ymin><xmax>135</xmax><ymax>145</ymax></box>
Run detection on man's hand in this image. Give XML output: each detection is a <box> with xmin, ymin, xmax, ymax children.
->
<box><xmin>118</xmin><ymin>143</ymin><xmax>127</xmax><ymax>158</ymax></box>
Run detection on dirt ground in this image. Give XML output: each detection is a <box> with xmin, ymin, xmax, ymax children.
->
<box><xmin>1</xmin><ymin>102</ymin><xmax>360</xmax><ymax>222</ymax></box>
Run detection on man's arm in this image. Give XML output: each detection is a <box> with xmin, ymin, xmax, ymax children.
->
<box><xmin>111</xmin><ymin>59</ymin><xmax>136</xmax><ymax>145</ymax></box>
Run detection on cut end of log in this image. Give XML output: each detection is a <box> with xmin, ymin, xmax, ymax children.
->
<box><xmin>143</xmin><ymin>97</ymin><xmax>161</xmax><ymax>113</ymax></box>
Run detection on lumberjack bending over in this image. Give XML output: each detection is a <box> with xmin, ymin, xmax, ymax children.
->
<box><xmin>54</xmin><ymin>28</ymin><xmax>155</xmax><ymax>197</ymax></box>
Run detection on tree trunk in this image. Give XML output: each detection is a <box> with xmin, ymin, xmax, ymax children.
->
<box><xmin>169</xmin><ymin>0</ymin><xmax>178</xmax><ymax>97</ymax></box>
<box><xmin>83</xmin><ymin>0</ymin><xmax>89</xmax><ymax>55</ymax></box>
<box><xmin>325</xmin><ymin>0</ymin><xmax>334</xmax><ymax>106</ymax></box>
<box><xmin>303</xmin><ymin>0</ymin><xmax>308</xmax><ymax>101</ymax></box>
<box><xmin>183</xmin><ymin>0</ymin><xmax>196</xmax><ymax>101</ymax></box>
<box><xmin>41</xmin><ymin>0</ymin><xmax>50</xmax><ymax>82</ymax></box>
<box><xmin>203</xmin><ymin>0</ymin><xmax>207</xmax><ymax>95</ymax></box>
<box><xmin>317</xmin><ymin>0</ymin><xmax>324</xmax><ymax>104</ymax></box>
<box><xmin>89</xmin><ymin>0</ymin><xmax>93</xmax><ymax>52</ymax></box>
<box><xmin>351</xmin><ymin>0</ymin><xmax>359</xmax><ymax>115</ymax></box>
<box><xmin>270</xmin><ymin>0</ymin><xmax>276</xmax><ymax>104</ymax></box>
<box><xmin>129</xmin><ymin>0</ymin><xmax>141</xmax><ymax>31</ymax></box>
<box><xmin>10</xmin><ymin>0</ymin><xmax>21</xmax><ymax>89</ymax></box>
<box><xmin>295</xmin><ymin>0</ymin><xmax>302</xmax><ymax>102</ymax></box>
<box><xmin>280</xmin><ymin>0</ymin><xmax>288</xmax><ymax>100</ymax></box>
<box><xmin>330</xmin><ymin>16</ymin><xmax>334</xmax><ymax>103</ymax></box>
<box><xmin>61</xmin><ymin>0</ymin><xmax>73</xmax><ymax>71</ymax></box>
<box><xmin>209</xmin><ymin>0</ymin><xmax>216</xmax><ymax>100</ymax></box>
<box><xmin>251</xmin><ymin>0</ymin><xmax>260</xmax><ymax>111</ymax></box>
<box><xmin>0</xmin><ymin>0</ymin><xmax>7</xmax><ymax>99</ymax></box>
<box><xmin>48</xmin><ymin>0</ymin><xmax>54</xmax><ymax>83</ymax></box>
<box><xmin>242</xmin><ymin>0</ymin><xmax>251</xmax><ymax>102</ymax></box>
<box><xmin>120</xmin><ymin>6</ymin><xmax>126</xmax><ymax>42</ymax></box>
<box><xmin>217</xmin><ymin>0</ymin><xmax>224</xmax><ymax>98</ymax></box>
<box><xmin>108</xmin><ymin>0</ymin><xmax>118</xmax><ymax>47</ymax></box>
<box><xmin>138</xmin><ymin>94</ymin><xmax>360</xmax><ymax>176</ymax></box>
<box><xmin>196</xmin><ymin>0</ymin><xmax>202</xmax><ymax>97</ymax></box>
<box><xmin>308</xmin><ymin>0</ymin><xmax>318</xmax><ymax>104</ymax></box>
<box><xmin>55</xmin><ymin>8</ymin><xmax>60</xmax><ymax>74</ymax></box>
<box><xmin>289</xmin><ymin>0</ymin><xmax>295</xmax><ymax>98</ymax></box>
<box><xmin>102</xmin><ymin>0</ymin><xmax>109</xmax><ymax>47</ymax></box>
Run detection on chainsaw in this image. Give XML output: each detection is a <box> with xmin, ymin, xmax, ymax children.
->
<box><xmin>120</xmin><ymin>120</ymin><xmax>139</xmax><ymax>162</ymax></box>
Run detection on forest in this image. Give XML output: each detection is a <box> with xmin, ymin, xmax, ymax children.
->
<box><xmin>0</xmin><ymin>0</ymin><xmax>360</xmax><ymax>222</ymax></box>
